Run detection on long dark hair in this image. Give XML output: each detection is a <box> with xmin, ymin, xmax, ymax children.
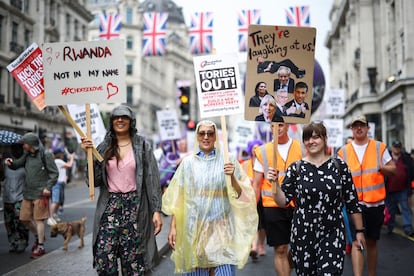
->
<box><xmin>103</xmin><ymin>105</ymin><xmax>137</xmax><ymax>165</ymax></box>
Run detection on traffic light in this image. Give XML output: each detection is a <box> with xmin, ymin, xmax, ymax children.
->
<box><xmin>179</xmin><ymin>86</ymin><xmax>190</xmax><ymax>117</ymax></box>
<box><xmin>186</xmin><ymin>119</ymin><xmax>196</xmax><ymax>131</ymax></box>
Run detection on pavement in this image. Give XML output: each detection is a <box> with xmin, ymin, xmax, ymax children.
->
<box><xmin>2</xmin><ymin>202</ymin><xmax>171</xmax><ymax>276</ymax></box>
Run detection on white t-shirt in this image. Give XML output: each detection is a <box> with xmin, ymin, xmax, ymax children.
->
<box><xmin>253</xmin><ymin>138</ymin><xmax>293</xmax><ymax>173</ymax></box>
<box><xmin>55</xmin><ymin>159</ymin><xmax>67</xmax><ymax>183</ymax></box>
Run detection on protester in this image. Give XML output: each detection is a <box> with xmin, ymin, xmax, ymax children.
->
<box><xmin>162</xmin><ymin>120</ymin><xmax>258</xmax><ymax>275</ymax></box>
<box><xmin>270</xmin><ymin>121</ymin><xmax>365</xmax><ymax>275</ymax></box>
<box><xmin>80</xmin><ymin>105</ymin><xmax>162</xmax><ymax>275</ymax></box>
<box><xmin>47</xmin><ymin>148</ymin><xmax>75</xmax><ymax>225</ymax></box>
<box><xmin>253</xmin><ymin>121</ymin><xmax>302</xmax><ymax>275</ymax></box>
<box><xmin>4</xmin><ymin>132</ymin><xmax>59</xmax><ymax>259</ymax></box>
<box><xmin>242</xmin><ymin>139</ymin><xmax>266</xmax><ymax>260</ymax></box>
<box><xmin>337</xmin><ymin>115</ymin><xmax>396</xmax><ymax>276</ymax></box>
<box><xmin>1</xmin><ymin>143</ymin><xmax>29</xmax><ymax>253</ymax></box>
<box><xmin>384</xmin><ymin>140</ymin><xmax>414</xmax><ymax>236</ymax></box>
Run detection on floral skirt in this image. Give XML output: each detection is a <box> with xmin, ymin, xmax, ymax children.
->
<box><xmin>94</xmin><ymin>191</ymin><xmax>144</xmax><ymax>276</ymax></box>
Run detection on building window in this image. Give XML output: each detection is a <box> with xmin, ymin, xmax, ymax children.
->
<box><xmin>127</xmin><ymin>86</ymin><xmax>133</xmax><ymax>104</ymax></box>
<box><xmin>126</xmin><ymin>7</ymin><xmax>133</xmax><ymax>24</ymax></box>
<box><xmin>0</xmin><ymin>15</ymin><xmax>3</xmax><ymax>50</ymax></box>
<box><xmin>12</xmin><ymin>22</ymin><xmax>18</xmax><ymax>43</ymax></box>
<box><xmin>126</xmin><ymin>36</ymin><xmax>133</xmax><ymax>49</ymax></box>
<box><xmin>386</xmin><ymin>105</ymin><xmax>403</xmax><ymax>145</ymax></box>
<box><xmin>126</xmin><ymin>60</ymin><xmax>133</xmax><ymax>75</ymax></box>
<box><xmin>24</xmin><ymin>29</ymin><xmax>31</xmax><ymax>47</ymax></box>
<box><xmin>66</xmin><ymin>13</ymin><xmax>70</xmax><ymax>38</ymax></box>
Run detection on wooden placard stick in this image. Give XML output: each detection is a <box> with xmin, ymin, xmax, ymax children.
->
<box><xmin>271</xmin><ymin>122</ymin><xmax>279</xmax><ymax>194</ymax></box>
<box><xmin>221</xmin><ymin>115</ymin><xmax>231</xmax><ymax>186</ymax></box>
<box><xmin>85</xmin><ymin>104</ymin><xmax>94</xmax><ymax>200</ymax></box>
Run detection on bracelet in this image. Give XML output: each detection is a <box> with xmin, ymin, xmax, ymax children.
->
<box><xmin>355</xmin><ymin>229</ymin><xmax>365</xmax><ymax>233</ymax></box>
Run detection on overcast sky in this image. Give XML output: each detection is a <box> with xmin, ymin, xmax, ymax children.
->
<box><xmin>173</xmin><ymin>0</ymin><xmax>334</xmax><ymax>87</ymax></box>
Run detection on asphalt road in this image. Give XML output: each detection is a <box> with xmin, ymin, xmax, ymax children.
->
<box><xmin>0</xmin><ymin>179</ymin><xmax>96</xmax><ymax>275</ymax></box>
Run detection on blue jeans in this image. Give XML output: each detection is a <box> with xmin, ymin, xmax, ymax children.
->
<box><xmin>386</xmin><ymin>189</ymin><xmax>413</xmax><ymax>233</ymax></box>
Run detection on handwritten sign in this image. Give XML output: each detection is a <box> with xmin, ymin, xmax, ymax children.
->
<box><xmin>7</xmin><ymin>43</ymin><xmax>46</xmax><ymax>111</ymax></box>
<box><xmin>42</xmin><ymin>40</ymin><xmax>126</xmax><ymax>105</ymax></box>
<box><xmin>325</xmin><ymin>89</ymin><xmax>345</xmax><ymax>116</ymax></box>
<box><xmin>244</xmin><ymin>25</ymin><xmax>316</xmax><ymax>124</ymax></box>
<box><xmin>193</xmin><ymin>53</ymin><xmax>243</xmax><ymax>118</ymax></box>
<box><xmin>66</xmin><ymin>104</ymin><xmax>106</xmax><ymax>146</ymax></box>
<box><xmin>156</xmin><ymin>109</ymin><xmax>181</xmax><ymax>141</ymax></box>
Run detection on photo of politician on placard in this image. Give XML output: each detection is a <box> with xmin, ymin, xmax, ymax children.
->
<box><xmin>244</xmin><ymin>25</ymin><xmax>316</xmax><ymax>124</ymax></box>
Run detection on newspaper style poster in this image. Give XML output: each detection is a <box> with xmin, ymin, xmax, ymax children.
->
<box><xmin>244</xmin><ymin>25</ymin><xmax>316</xmax><ymax>124</ymax></box>
<box><xmin>193</xmin><ymin>52</ymin><xmax>244</xmax><ymax>118</ymax></box>
<box><xmin>42</xmin><ymin>40</ymin><xmax>126</xmax><ymax>105</ymax></box>
<box><xmin>7</xmin><ymin>43</ymin><xmax>46</xmax><ymax>111</ymax></box>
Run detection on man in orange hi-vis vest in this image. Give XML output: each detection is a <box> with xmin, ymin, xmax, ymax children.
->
<box><xmin>253</xmin><ymin>121</ymin><xmax>302</xmax><ymax>276</ymax></box>
<box><xmin>337</xmin><ymin>115</ymin><xmax>396</xmax><ymax>276</ymax></box>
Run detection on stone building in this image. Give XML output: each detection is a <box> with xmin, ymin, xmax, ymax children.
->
<box><xmin>0</xmin><ymin>0</ymin><xmax>93</xmax><ymax>142</ymax></box>
<box><xmin>86</xmin><ymin>0</ymin><xmax>195</xmax><ymax>141</ymax></box>
<box><xmin>326</xmin><ymin>0</ymin><xmax>414</xmax><ymax>150</ymax></box>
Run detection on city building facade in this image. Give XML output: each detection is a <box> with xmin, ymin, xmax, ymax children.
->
<box><xmin>0</xmin><ymin>0</ymin><xmax>196</xmax><ymax>146</ymax></box>
<box><xmin>0</xmin><ymin>0</ymin><xmax>93</xmax><ymax>144</ymax></box>
<box><xmin>326</xmin><ymin>0</ymin><xmax>414</xmax><ymax>151</ymax></box>
<box><xmin>86</xmin><ymin>0</ymin><xmax>196</xmax><ymax>141</ymax></box>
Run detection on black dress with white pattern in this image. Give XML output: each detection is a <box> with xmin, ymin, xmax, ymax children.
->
<box><xmin>281</xmin><ymin>157</ymin><xmax>361</xmax><ymax>276</ymax></box>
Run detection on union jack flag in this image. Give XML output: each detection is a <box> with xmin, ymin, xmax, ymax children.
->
<box><xmin>285</xmin><ymin>6</ymin><xmax>310</xmax><ymax>26</ymax></box>
<box><xmin>188</xmin><ymin>12</ymin><xmax>214</xmax><ymax>55</ymax></box>
<box><xmin>99</xmin><ymin>13</ymin><xmax>122</xmax><ymax>40</ymax></box>
<box><xmin>142</xmin><ymin>12</ymin><xmax>168</xmax><ymax>56</ymax></box>
<box><xmin>238</xmin><ymin>9</ymin><xmax>261</xmax><ymax>52</ymax></box>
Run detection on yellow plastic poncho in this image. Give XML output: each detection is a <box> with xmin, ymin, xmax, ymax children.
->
<box><xmin>162</xmin><ymin>150</ymin><xmax>258</xmax><ymax>273</ymax></box>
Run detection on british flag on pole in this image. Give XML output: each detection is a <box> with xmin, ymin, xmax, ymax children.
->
<box><xmin>238</xmin><ymin>9</ymin><xmax>261</xmax><ymax>52</ymax></box>
<box><xmin>188</xmin><ymin>12</ymin><xmax>214</xmax><ymax>55</ymax></box>
<box><xmin>99</xmin><ymin>13</ymin><xmax>122</xmax><ymax>40</ymax></box>
<box><xmin>285</xmin><ymin>6</ymin><xmax>310</xmax><ymax>26</ymax></box>
<box><xmin>142</xmin><ymin>12</ymin><xmax>168</xmax><ymax>56</ymax></box>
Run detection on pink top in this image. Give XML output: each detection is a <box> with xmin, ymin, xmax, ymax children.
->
<box><xmin>106</xmin><ymin>148</ymin><xmax>137</xmax><ymax>193</ymax></box>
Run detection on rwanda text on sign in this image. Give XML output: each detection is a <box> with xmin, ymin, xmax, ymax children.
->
<box><xmin>42</xmin><ymin>40</ymin><xmax>126</xmax><ymax>105</ymax></box>
<box><xmin>193</xmin><ymin>53</ymin><xmax>243</xmax><ymax>118</ymax></box>
<box><xmin>7</xmin><ymin>43</ymin><xmax>46</xmax><ymax>111</ymax></box>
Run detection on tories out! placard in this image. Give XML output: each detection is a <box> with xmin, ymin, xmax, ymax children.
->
<box><xmin>244</xmin><ymin>25</ymin><xmax>316</xmax><ymax>124</ymax></box>
<box><xmin>193</xmin><ymin>53</ymin><xmax>243</xmax><ymax>118</ymax></box>
<box><xmin>7</xmin><ymin>43</ymin><xmax>46</xmax><ymax>111</ymax></box>
<box><xmin>42</xmin><ymin>40</ymin><xmax>126</xmax><ymax>105</ymax></box>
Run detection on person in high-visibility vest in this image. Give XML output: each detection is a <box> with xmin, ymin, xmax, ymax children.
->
<box><xmin>252</xmin><ymin>121</ymin><xmax>302</xmax><ymax>276</ymax></box>
<box><xmin>337</xmin><ymin>115</ymin><xmax>396</xmax><ymax>276</ymax></box>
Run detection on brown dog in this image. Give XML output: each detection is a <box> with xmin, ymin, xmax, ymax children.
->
<box><xmin>50</xmin><ymin>216</ymin><xmax>86</xmax><ymax>251</ymax></box>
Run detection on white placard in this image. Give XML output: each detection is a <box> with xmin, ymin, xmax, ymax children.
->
<box><xmin>325</xmin><ymin>89</ymin><xmax>345</xmax><ymax>116</ymax></box>
<box><xmin>42</xmin><ymin>40</ymin><xmax>126</xmax><ymax>105</ymax></box>
<box><xmin>324</xmin><ymin>119</ymin><xmax>344</xmax><ymax>148</ymax></box>
<box><xmin>66</xmin><ymin>104</ymin><xmax>107</xmax><ymax>146</ymax></box>
<box><xmin>156</xmin><ymin>109</ymin><xmax>181</xmax><ymax>141</ymax></box>
<box><xmin>232</xmin><ymin>118</ymin><xmax>256</xmax><ymax>148</ymax></box>
<box><xmin>193</xmin><ymin>52</ymin><xmax>243</xmax><ymax>118</ymax></box>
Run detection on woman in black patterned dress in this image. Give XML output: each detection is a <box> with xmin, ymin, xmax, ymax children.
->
<box><xmin>269</xmin><ymin>122</ymin><xmax>366</xmax><ymax>275</ymax></box>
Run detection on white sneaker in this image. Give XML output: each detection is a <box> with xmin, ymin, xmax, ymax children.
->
<box><xmin>47</xmin><ymin>217</ymin><xmax>57</xmax><ymax>226</ymax></box>
<box><xmin>53</xmin><ymin>214</ymin><xmax>61</xmax><ymax>222</ymax></box>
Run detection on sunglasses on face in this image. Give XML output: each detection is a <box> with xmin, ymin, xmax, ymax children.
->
<box><xmin>197</xmin><ymin>131</ymin><xmax>215</xmax><ymax>138</ymax></box>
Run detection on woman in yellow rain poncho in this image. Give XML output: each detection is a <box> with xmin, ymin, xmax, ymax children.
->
<box><xmin>162</xmin><ymin>120</ymin><xmax>258</xmax><ymax>275</ymax></box>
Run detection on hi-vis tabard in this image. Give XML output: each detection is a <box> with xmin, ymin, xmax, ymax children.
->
<box><xmin>337</xmin><ymin>139</ymin><xmax>387</xmax><ymax>203</ymax></box>
<box><xmin>255</xmin><ymin>140</ymin><xmax>302</xmax><ymax>208</ymax></box>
